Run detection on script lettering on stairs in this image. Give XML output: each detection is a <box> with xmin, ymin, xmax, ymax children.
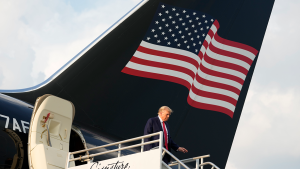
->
<box><xmin>90</xmin><ymin>160</ymin><xmax>130</xmax><ymax>169</ymax></box>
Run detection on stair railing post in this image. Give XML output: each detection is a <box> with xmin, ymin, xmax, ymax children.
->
<box><xmin>159</xmin><ymin>131</ymin><xmax>163</xmax><ymax>162</ymax></box>
<box><xmin>65</xmin><ymin>152</ymin><xmax>71</xmax><ymax>168</ymax></box>
<box><xmin>201</xmin><ymin>157</ymin><xmax>204</xmax><ymax>169</ymax></box>
<box><xmin>162</xmin><ymin>150</ymin><xmax>166</xmax><ymax>158</ymax></box>
<box><xmin>141</xmin><ymin>138</ymin><xmax>144</xmax><ymax>152</ymax></box>
<box><xmin>178</xmin><ymin>163</ymin><xmax>181</xmax><ymax>169</ymax></box>
<box><xmin>196</xmin><ymin>158</ymin><xmax>199</xmax><ymax>169</ymax></box>
<box><xmin>118</xmin><ymin>144</ymin><xmax>121</xmax><ymax>157</ymax></box>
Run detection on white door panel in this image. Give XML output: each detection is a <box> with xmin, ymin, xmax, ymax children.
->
<box><xmin>28</xmin><ymin>95</ymin><xmax>75</xmax><ymax>169</ymax></box>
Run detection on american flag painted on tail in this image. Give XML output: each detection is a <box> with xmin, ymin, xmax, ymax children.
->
<box><xmin>122</xmin><ymin>3</ymin><xmax>258</xmax><ymax>118</ymax></box>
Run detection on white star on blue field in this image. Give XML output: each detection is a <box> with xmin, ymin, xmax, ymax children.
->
<box><xmin>144</xmin><ymin>3</ymin><xmax>214</xmax><ymax>54</ymax></box>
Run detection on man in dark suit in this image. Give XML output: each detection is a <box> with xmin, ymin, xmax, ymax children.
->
<box><xmin>144</xmin><ymin>106</ymin><xmax>188</xmax><ymax>164</ymax></box>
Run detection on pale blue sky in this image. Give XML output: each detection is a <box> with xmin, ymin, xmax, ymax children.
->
<box><xmin>0</xmin><ymin>0</ymin><xmax>299</xmax><ymax>168</ymax></box>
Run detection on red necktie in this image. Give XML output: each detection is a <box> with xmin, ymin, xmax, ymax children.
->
<box><xmin>162</xmin><ymin>121</ymin><xmax>168</xmax><ymax>150</ymax></box>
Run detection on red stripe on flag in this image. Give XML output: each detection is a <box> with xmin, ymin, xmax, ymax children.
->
<box><xmin>137</xmin><ymin>46</ymin><xmax>200</xmax><ymax>68</ymax></box>
<box><xmin>195</xmin><ymin>73</ymin><xmax>241</xmax><ymax>95</ymax></box>
<box><xmin>122</xmin><ymin>67</ymin><xmax>192</xmax><ymax>89</ymax></box>
<box><xmin>209</xmin><ymin>43</ymin><xmax>253</xmax><ymax>66</ymax></box>
<box><xmin>214</xmin><ymin>34</ymin><xmax>258</xmax><ymax>55</ymax></box>
<box><xmin>198</xmin><ymin>50</ymin><xmax>204</xmax><ymax>60</ymax></box>
<box><xmin>129</xmin><ymin>56</ymin><xmax>196</xmax><ymax>78</ymax></box>
<box><xmin>207</xmin><ymin>30</ymin><xmax>215</xmax><ymax>39</ymax></box>
<box><xmin>203</xmin><ymin>40</ymin><xmax>209</xmax><ymax>49</ymax></box>
<box><xmin>190</xmin><ymin>85</ymin><xmax>237</xmax><ymax>105</ymax></box>
<box><xmin>199</xmin><ymin>64</ymin><xmax>245</xmax><ymax>85</ymax></box>
<box><xmin>203</xmin><ymin>52</ymin><xmax>249</xmax><ymax>75</ymax></box>
<box><xmin>213</xmin><ymin>20</ymin><xmax>220</xmax><ymax>29</ymax></box>
<box><xmin>187</xmin><ymin>95</ymin><xmax>233</xmax><ymax>118</ymax></box>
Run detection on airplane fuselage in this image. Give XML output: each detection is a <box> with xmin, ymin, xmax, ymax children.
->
<box><xmin>0</xmin><ymin>94</ymin><xmax>32</xmax><ymax>169</ymax></box>
<box><xmin>0</xmin><ymin>93</ymin><xmax>130</xmax><ymax>169</ymax></box>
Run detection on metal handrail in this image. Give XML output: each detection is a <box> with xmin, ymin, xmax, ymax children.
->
<box><xmin>66</xmin><ymin>131</ymin><xmax>220</xmax><ymax>169</ymax></box>
<box><xmin>70</xmin><ymin>131</ymin><xmax>161</xmax><ymax>155</ymax></box>
<box><xmin>193</xmin><ymin>155</ymin><xmax>210</xmax><ymax>160</ymax></box>
<box><xmin>169</xmin><ymin>154</ymin><xmax>210</xmax><ymax>166</ymax></box>
<box><xmin>69</xmin><ymin>140</ymin><xmax>159</xmax><ymax>162</ymax></box>
<box><xmin>199</xmin><ymin>162</ymin><xmax>220</xmax><ymax>169</ymax></box>
<box><xmin>162</xmin><ymin>161</ymin><xmax>172</xmax><ymax>169</ymax></box>
<box><xmin>168</xmin><ymin>154</ymin><xmax>220</xmax><ymax>169</ymax></box>
<box><xmin>67</xmin><ymin>131</ymin><xmax>162</xmax><ymax>165</ymax></box>
<box><xmin>162</xmin><ymin>148</ymin><xmax>190</xmax><ymax>169</ymax></box>
<box><xmin>169</xmin><ymin>155</ymin><xmax>210</xmax><ymax>166</ymax></box>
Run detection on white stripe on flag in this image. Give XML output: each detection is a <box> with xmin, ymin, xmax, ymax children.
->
<box><xmin>125</xmin><ymin>61</ymin><xmax>194</xmax><ymax>85</ymax></box>
<box><xmin>197</xmin><ymin>68</ymin><xmax>243</xmax><ymax>90</ymax></box>
<box><xmin>211</xmin><ymin>37</ymin><xmax>256</xmax><ymax>60</ymax></box>
<box><xmin>189</xmin><ymin>89</ymin><xmax>235</xmax><ymax>112</ymax></box>
<box><xmin>141</xmin><ymin>41</ymin><xmax>201</xmax><ymax>65</ymax></box>
<box><xmin>201</xmin><ymin>57</ymin><xmax>246</xmax><ymax>80</ymax></box>
<box><xmin>210</xmin><ymin>24</ymin><xmax>217</xmax><ymax>33</ymax></box>
<box><xmin>206</xmin><ymin>46</ymin><xmax>251</xmax><ymax>70</ymax></box>
<box><xmin>193</xmin><ymin>79</ymin><xmax>239</xmax><ymax>100</ymax></box>
<box><xmin>200</xmin><ymin>46</ymin><xmax>206</xmax><ymax>55</ymax></box>
<box><xmin>133</xmin><ymin>50</ymin><xmax>198</xmax><ymax>74</ymax></box>
<box><xmin>205</xmin><ymin>34</ymin><xmax>212</xmax><ymax>44</ymax></box>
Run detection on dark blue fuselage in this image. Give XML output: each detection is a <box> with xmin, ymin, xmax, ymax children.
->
<box><xmin>0</xmin><ymin>94</ymin><xmax>32</xmax><ymax>169</ymax></box>
<box><xmin>0</xmin><ymin>93</ymin><xmax>135</xmax><ymax>169</ymax></box>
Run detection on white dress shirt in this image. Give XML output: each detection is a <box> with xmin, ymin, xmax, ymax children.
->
<box><xmin>158</xmin><ymin>115</ymin><xmax>168</xmax><ymax>143</ymax></box>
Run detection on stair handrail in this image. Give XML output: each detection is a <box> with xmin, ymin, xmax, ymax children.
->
<box><xmin>66</xmin><ymin>131</ymin><xmax>220</xmax><ymax>169</ymax></box>
<box><xmin>67</xmin><ymin>131</ymin><xmax>163</xmax><ymax>163</ymax></box>
<box><xmin>168</xmin><ymin>154</ymin><xmax>220</xmax><ymax>169</ymax></box>
<box><xmin>162</xmin><ymin>148</ymin><xmax>190</xmax><ymax>169</ymax></box>
<box><xmin>169</xmin><ymin>154</ymin><xmax>210</xmax><ymax>165</ymax></box>
<box><xmin>198</xmin><ymin>162</ymin><xmax>220</xmax><ymax>169</ymax></box>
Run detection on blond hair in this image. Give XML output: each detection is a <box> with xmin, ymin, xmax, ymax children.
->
<box><xmin>158</xmin><ymin>106</ymin><xmax>173</xmax><ymax>114</ymax></box>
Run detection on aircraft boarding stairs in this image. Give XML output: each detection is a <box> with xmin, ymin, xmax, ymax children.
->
<box><xmin>65</xmin><ymin>131</ymin><xmax>220</xmax><ymax>169</ymax></box>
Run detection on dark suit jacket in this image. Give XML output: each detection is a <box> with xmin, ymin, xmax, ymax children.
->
<box><xmin>144</xmin><ymin>116</ymin><xmax>179</xmax><ymax>163</ymax></box>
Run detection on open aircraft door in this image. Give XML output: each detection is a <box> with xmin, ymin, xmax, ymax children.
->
<box><xmin>28</xmin><ymin>94</ymin><xmax>75</xmax><ymax>169</ymax></box>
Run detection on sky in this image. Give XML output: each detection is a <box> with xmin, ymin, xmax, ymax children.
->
<box><xmin>0</xmin><ymin>0</ymin><xmax>298</xmax><ymax>168</ymax></box>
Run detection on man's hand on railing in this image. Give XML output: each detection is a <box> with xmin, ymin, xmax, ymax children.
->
<box><xmin>177</xmin><ymin>147</ymin><xmax>188</xmax><ymax>153</ymax></box>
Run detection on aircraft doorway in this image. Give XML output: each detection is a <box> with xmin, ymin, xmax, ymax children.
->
<box><xmin>69</xmin><ymin>126</ymin><xmax>90</xmax><ymax>166</ymax></box>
